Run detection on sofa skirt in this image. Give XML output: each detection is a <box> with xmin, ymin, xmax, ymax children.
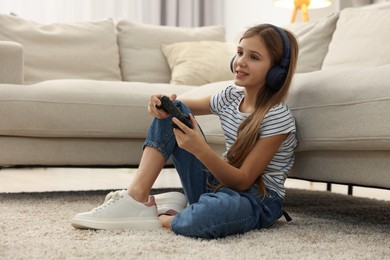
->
<box><xmin>290</xmin><ymin>150</ymin><xmax>390</xmax><ymax>189</ymax></box>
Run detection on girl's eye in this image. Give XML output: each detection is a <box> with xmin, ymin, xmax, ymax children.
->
<box><xmin>237</xmin><ymin>50</ymin><xmax>243</xmax><ymax>56</ymax></box>
<box><xmin>250</xmin><ymin>55</ymin><xmax>259</xmax><ymax>60</ymax></box>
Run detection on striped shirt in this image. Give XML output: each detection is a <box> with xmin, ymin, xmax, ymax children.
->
<box><xmin>209</xmin><ymin>85</ymin><xmax>297</xmax><ymax>198</ymax></box>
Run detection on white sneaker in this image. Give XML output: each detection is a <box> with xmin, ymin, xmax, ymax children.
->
<box><xmin>71</xmin><ymin>190</ymin><xmax>161</xmax><ymax>230</ymax></box>
<box><xmin>154</xmin><ymin>191</ymin><xmax>188</xmax><ymax>215</ymax></box>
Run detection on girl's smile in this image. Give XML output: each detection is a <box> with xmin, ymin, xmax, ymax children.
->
<box><xmin>235</xmin><ymin>70</ymin><xmax>249</xmax><ymax>79</ymax></box>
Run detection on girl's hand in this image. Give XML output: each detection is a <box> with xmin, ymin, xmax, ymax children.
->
<box><xmin>172</xmin><ymin>114</ymin><xmax>208</xmax><ymax>157</ymax></box>
<box><xmin>148</xmin><ymin>94</ymin><xmax>177</xmax><ymax>119</ymax></box>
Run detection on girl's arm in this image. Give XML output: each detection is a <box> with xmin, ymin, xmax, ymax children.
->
<box><xmin>179</xmin><ymin>96</ymin><xmax>211</xmax><ymax>116</ymax></box>
<box><xmin>173</xmin><ymin>115</ymin><xmax>287</xmax><ymax>191</ymax></box>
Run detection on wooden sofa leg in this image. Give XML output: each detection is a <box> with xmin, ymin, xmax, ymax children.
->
<box><xmin>327</xmin><ymin>183</ymin><xmax>332</xmax><ymax>192</ymax></box>
<box><xmin>327</xmin><ymin>183</ymin><xmax>353</xmax><ymax>195</ymax></box>
<box><xmin>348</xmin><ymin>185</ymin><xmax>353</xmax><ymax>196</ymax></box>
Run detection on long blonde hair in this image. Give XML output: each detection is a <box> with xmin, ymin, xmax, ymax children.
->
<box><xmin>226</xmin><ymin>24</ymin><xmax>298</xmax><ymax>194</ymax></box>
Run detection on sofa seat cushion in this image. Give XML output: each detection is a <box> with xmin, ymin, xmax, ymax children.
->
<box><xmin>287</xmin><ymin>65</ymin><xmax>390</xmax><ymax>152</ymax></box>
<box><xmin>0</xmin><ymin>80</ymin><xmax>194</xmax><ymax>138</ymax></box>
<box><xmin>0</xmin><ymin>14</ymin><xmax>121</xmax><ymax>85</ymax></box>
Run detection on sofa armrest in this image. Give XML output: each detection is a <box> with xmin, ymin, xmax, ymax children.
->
<box><xmin>0</xmin><ymin>41</ymin><xmax>24</xmax><ymax>84</ymax></box>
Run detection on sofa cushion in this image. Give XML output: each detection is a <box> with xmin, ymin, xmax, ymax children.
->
<box><xmin>162</xmin><ymin>41</ymin><xmax>235</xmax><ymax>85</ymax></box>
<box><xmin>116</xmin><ymin>20</ymin><xmax>225</xmax><ymax>83</ymax></box>
<box><xmin>322</xmin><ymin>7</ymin><xmax>390</xmax><ymax>69</ymax></box>
<box><xmin>0</xmin><ymin>80</ymin><xmax>195</xmax><ymax>138</ymax></box>
<box><xmin>0</xmin><ymin>41</ymin><xmax>23</xmax><ymax>84</ymax></box>
<box><xmin>0</xmin><ymin>14</ymin><xmax>121</xmax><ymax>85</ymax></box>
<box><xmin>178</xmin><ymin>80</ymin><xmax>231</xmax><ymax>144</ymax></box>
<box><xmin>284</xmin><ymin>13</ymin><xmax>338</xmax><ymax>73</ymax></box>
<box><xmin>287</xmin><ymin>65</ymin><xmax>390</xmax><ymax>152</ymax></box>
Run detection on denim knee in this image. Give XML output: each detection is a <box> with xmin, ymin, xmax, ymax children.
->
<box><xmin>171</xmin><ymin>188</ymin><xmax>284</xmax><ymax>239</ymax></box>
<box><xmin>171</xmin><ymin>189</ymin><xmax>258</xmax><ymax>239</ymax></box>
<box><xmin>143</xmin><ymin>100</ymin><xmax>192</xmax><ymax>162</ymax></box>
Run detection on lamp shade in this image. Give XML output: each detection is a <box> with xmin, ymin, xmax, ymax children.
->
<box><xmin>273</xmin><ymin>0</ymin><xmax>332</xmax><ymax>9</ymax></box>
<box><xmin>273</xmin><ymin>0</ymin><xmax>332</xmax><ymax>23</ymax></box>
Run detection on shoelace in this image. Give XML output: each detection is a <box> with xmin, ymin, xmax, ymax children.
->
<box><xmin>104</xmin><ymin>190</ymin><xmax>124</xmax><ymax>203</ymax></box>
<box><xmin>92</xmin><ymin>190</ymin><xmax>124</xmax><ymax>212</ymax></box>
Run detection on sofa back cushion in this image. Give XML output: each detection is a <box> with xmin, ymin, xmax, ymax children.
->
<box><xmin>162</xmin><ymin>41</ymin><xmax>235</xmax><ymax>86</ymax></box>
<box><xmin>322</xmin><ymin>7</ymin><xmax>390</xmax><ymax>69</ymax></box>
<box><xmin>284</xmin><ymin>13</ymin><xmax>338</xmax><ymax>73</ymax></box>
<box><xmin>116</xmin><ymin>20</ymin><xmax>225</xmax><ymax>83</ymax></box>
<box><xmin>0</xmin><ymin>14</ymin><xmax>121</xmax><ymax>84</ymax></box>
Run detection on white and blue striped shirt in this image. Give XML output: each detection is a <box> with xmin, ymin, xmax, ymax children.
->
<box><xmin>209</xmin><ymin>85</ymin><xmax>297</xmax><ymax>198</ymax></box>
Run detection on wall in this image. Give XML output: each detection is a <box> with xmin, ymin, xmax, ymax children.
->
<box><xmin>223</xmin><ymin>0</ymin><xmax>338</xmax><ymax>43</ymax></box>
<box><xmin>1</xmin><ymin>0</ymin><xmax>386</xmax><ymax>43</ymax></box>
<box><xmin>0</xmin><ymin>0</ymin><xmax>146</xmax><ymax>24</ymax></box>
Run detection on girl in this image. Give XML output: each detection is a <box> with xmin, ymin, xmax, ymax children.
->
<box><xmin>72</xmin><ymin>23</ymin><xmax>299</xmax><ymax>239</ymax></box>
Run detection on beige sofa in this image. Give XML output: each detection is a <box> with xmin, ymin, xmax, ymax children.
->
<box><xmin>0</xmin><ymin>3</ymin><xmax>389</xmax><ymax>190</ymax></box>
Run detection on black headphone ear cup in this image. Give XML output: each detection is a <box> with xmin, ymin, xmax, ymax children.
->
<box><xmin>266</xmin><ymin>66</ymin><xmax>287</xmax><ymax>91</ymax></box>
<box><xmin>230</xmin><ymin>55</ymin><xmax>236</xmax><ymax>73</ymax></box>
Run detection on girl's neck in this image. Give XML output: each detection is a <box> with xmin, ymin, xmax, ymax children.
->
<box><xmin>240</xmin><ymin>89</ymin><xmax>258</xmax><ymax>113</ymax></box>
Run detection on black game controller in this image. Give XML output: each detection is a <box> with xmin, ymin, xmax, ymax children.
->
<box><xmin>156</xmin><ymin>96</ymin><xmax>193</xmax><ymax>129</ymax></box>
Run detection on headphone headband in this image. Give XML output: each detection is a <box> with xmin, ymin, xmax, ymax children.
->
<box><xmin>267</xmin><ymin>24</ymin><xmax>291</xmax><ymax>70</ymax></box>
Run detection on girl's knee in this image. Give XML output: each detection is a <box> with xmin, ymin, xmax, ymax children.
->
<box><xmin>171</xmin><ymin>191</ymin><xmax>252</xmax><ymax>239</ymax></box>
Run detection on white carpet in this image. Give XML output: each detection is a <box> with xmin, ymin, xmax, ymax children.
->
<box><xmin>1</xmin><ymin>188</ymin><xmax>389</xmax><ymax>259</ymax></box>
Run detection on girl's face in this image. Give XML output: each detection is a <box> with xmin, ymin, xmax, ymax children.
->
<box><xmin>232</xmin><ymin>35</ymin><xmax>272</xmax><ymax>91</ymax></box>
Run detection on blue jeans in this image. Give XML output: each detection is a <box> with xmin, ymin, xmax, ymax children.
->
<box><xmin>143</xmin><ymin>101</ymin><xmax>284</xmax><ymax>239</ymax></box>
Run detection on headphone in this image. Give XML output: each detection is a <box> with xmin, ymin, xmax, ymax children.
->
<box><xmin>230</xmin><ymin>24</ymin><xmax>291</xmax><ymax>91</ymax></box>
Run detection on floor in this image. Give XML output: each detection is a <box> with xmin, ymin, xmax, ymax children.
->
<box><xmin>0</xmin><ymin>167</ymin><xmax>389</xmax><ymax>201</ymax></box>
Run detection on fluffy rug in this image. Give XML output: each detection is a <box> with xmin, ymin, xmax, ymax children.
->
<box><xmin>1</xmin><ymin>188</ymin><xmax>389</xmax><ymax>259</ymax></box>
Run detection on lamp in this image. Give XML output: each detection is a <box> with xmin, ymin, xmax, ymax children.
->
<box><xmin>273</xmin><ymin>0</ymin><xmax>332</xmax><ymax>23</ymax></box>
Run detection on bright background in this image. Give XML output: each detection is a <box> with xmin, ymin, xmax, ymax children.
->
<box><xmin>1</xmin><ymin>0</ymin><xmax>387</xmax><ymax>42</ymax></box>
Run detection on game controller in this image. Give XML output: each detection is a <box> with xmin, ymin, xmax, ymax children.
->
<box><xmin>156</xmin><ymin>96</ymin><xmax>193</xmax><ymax>129</ymax></box>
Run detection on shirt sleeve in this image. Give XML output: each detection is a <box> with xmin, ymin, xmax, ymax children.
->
<box><xmin>209</xmin><ymin>85</ymin><xmax>240</xmax><ymax>115</ymax></box>
<box><xmin>260</xmin><ymin>104</ymin><xmax>296</xmax><ymax>138</ymax></box>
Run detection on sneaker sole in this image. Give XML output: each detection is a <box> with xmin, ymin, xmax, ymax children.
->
<box><xmin>154</xmin><ymin>191</ymin><xmax>188</xmax><ymax>215</ymax></box>
<box><xmin>71</xmin><ymin>216</ymin><xmax>162</xmax><ymax>230</ymax></box>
